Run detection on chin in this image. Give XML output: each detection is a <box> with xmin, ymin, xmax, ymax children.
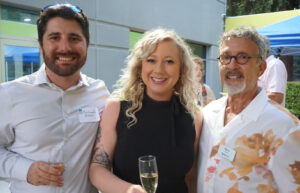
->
<box><xmin>224</xmin><ymin>83</ymin><xmax>246</xmax><ymax>96</ymax></box>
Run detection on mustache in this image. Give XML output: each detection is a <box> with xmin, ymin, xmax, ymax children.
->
<box><xmin>225</xmin><ymin>70</ymin><xmax>244</xmax><ymax>78</ymax></box>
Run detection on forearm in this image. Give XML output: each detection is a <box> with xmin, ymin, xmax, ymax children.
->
<box><xmin>267</xmin><ymin>92</ymin><xmax>284</xmax><ymax>104</ymax></box>
<box><xmin>0</xmin><ymin>147</ymin><xmax>33</xmax><ymax>180</ymax></box>
<box><xmin>89</xmin><ymin>164</ymin><xmax>135</xmax><ymax>193</ymax></box>
<box><xmin>185</xmin><ymin>159</ymin><xmax>198</xmax><ymax>193</ymax></box>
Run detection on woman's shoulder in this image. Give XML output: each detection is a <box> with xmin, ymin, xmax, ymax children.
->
<box><xmin>101</xmin><ymin>99</ymin><xmax>121</xmax><ymax>123</ymax></box>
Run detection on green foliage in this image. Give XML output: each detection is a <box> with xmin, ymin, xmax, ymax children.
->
<box><xmin>227</xmin><ymin>0</ymin><xmax>300</xmax><ymax>16</ymax></box>
<box><xmin>286</xmin><ymin>81</ymin><xmax>300</xmax><ymax>118</ymax></box>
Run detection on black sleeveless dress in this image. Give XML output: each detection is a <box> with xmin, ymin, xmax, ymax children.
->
<box><xmin>113</xmin><ymin>94</ymin><xmax>195</xmax><ymax>193</ymax></box>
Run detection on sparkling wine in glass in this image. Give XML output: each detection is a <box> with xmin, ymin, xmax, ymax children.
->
<box><xmin>138</xmin><ymin>155</ymin><xmax>158</xmax><ymax>193</ymax></box>
<box><xmin>49</xmin><ymin>146</ymin><xmax>65</xmax><ymax>174</ymax></box>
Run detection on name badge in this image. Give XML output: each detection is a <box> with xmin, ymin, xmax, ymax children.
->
<box><xmin>217</xmin><ymin>144</ymin><xmax>236</xmax><ymax>162</ymax></box>
<box><xmin>78</xmin><ymin>107</ymin><xmax>100</xmax><ymax>123</ymax></box>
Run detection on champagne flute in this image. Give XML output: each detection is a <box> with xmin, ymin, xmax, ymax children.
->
<box><xmin>138</xmin><ymin>155</ymin><xmax>158</xmax><ymax>193</ymax></box>
<box><xmin>49</xmin><ymin>146</ymin><xmax>65</xmax><ymax>174</ymax></box>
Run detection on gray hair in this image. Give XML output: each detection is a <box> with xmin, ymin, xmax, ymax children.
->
<box><xmin>219</xmin><ymin>26</ymin><xmax>266</xmax><ymax>61</ymax></box>
<box><xmin>261</xmin><ymin>35</ymin><xmax>270</xmax><ymax>56</ymax></box>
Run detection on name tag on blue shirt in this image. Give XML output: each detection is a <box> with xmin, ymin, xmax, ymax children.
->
<box><xmin>78</xmin><ymin>107</ymin><xmax>100</xmax><ymax>123</ymax></box>
<box><xmin>217</xmin><ymin>144</ymin><xmax>236</xmax><ymax>162</ymax></box>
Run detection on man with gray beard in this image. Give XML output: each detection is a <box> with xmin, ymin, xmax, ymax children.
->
<box><xmin>0</xmin><ymin>4</ymin><xmax>109</xmax><ymax>193</ymax></box>
<box><xmin>197</xmin><ymin>26</ymin><xmax>300</xmax><ymax>193</ymax></box>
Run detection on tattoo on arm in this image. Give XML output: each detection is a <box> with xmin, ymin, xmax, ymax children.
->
<box><xmin>96</xmin><ymin>126</ymin><xmax>101</xmax><ymax>143</ymax></box>
<box><xmin>91</xmin><ymin>126</ymin><xmax>112</xmax><ymax>170</ymax></box>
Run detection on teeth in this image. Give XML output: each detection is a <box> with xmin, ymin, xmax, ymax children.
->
<box><xmin>228</xmin><ymin>75</ymin><xmax>239</xmax><ymax>79</ymax></box>
<box><xmin>152</xmin><ymin>77</ymin><xmax>165</xmax><ymax>82</ymax></box>
<box><xmin>58</xmin><ymin>57</ymin><xmax>72</xmax><ymax>61</ymax></box>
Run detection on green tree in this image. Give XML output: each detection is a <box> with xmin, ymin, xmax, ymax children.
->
<box><xmin>227</xmin><ymin>0</ymin><xmax>300</xmax><ymax>16</ymax></box>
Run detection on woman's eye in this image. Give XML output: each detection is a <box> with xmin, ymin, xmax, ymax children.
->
<box><xmin>166</xmin><ymin>60</ymin><xmax>174</xmax><ymax>64</ymax></box>
<box><xmin>147</xmin><ymin>59</ymin><xmax>155</xmax><ymax>63</ymax></box>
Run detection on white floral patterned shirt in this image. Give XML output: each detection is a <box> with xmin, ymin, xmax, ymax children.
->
<box><xmin>197</xmin><ymin>89</ymin><xmax>300</xmax><ymax>193</ymax></box>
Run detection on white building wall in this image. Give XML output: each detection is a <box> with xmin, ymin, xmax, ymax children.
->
<box><xmin>0</xmin><ymin>0</ymin><xmax>225</xmax><ymax>97</ymax></box>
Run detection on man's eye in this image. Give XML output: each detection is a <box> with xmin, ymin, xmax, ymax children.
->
<box><xmin>222</xmin><ymin>55</ymin><xmax>230</xmax><ymax>60</ymax></box>
<box><xmin>239</xmin><ymin>54</ymin><xmax>248</xmax><ymax>59</ymax></box>
<box><xmin>70</xmin><ymin>37</ymin><xmax>80</xmax><ymax>41</ymax></box>
<box><xmin>50</xmin><ymin>36</ymin><xmax>59</xmax><ymax>40</ymax></box>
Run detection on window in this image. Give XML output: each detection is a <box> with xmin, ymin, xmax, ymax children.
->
<box><xmin>1</xmin><ymin>5</ymin><xmax>39</xmax><ymax>25</ymax></box>
<box><xmin>4</xmin><ymin>45</ymin><xmax>40</xmax><ymax>81</ymax></box>
<box><xmin>129</xmin><ymin>31</ymin><xmax>143</xmax><ymax>50</ymax></box>
<box><xmin>0</xmin><ymin>5</ymin><xmax>40</xmax><ymax>83</ymax></box>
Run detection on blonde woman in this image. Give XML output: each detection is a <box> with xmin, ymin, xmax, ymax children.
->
<box><xmin>193</xmin><ymin>57</ymin><xmax>216</xmax><ymax>107</ymax></box>
<box><xmin>89</xmin><ymin>28</ymin><xmax>202</xmax><ymax>193</ymax></box>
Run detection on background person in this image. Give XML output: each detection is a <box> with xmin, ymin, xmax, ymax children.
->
<box><xmin>0</xmin><ymin>4</ymin><xmax>109</xmax><ymax>193</ymax></box>
<box><xmin>197</xmin><ymin>26</ymin><xmax>299</xmax><ymax>193</ymax></box>
<box><xmin>258</xmin><ymin>35</ymin><xmax>287</xmax><ymax>106</ymax></box>
<box><xmin>193</xmin><ymin>56</ymin><xmax>216</xmax><ymax>107</ymax></box>
<box><xmin>89</xmin><ymin>28</ymin><xmax>202</xmax><ymax>193</ymax></box>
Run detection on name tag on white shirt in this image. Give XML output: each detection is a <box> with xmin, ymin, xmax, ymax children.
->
<box><xmin>218</xmin><ymin>144</ymin><xmax>236</xmax><ymax>162</ymax></box>
<box><xmin>78</xmin><ymin>107</ymin><xmax>100</xmax><ymax>123</ymax></box>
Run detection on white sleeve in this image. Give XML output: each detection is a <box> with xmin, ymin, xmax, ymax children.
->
<box><xmin>205</xmin><ymin>85</ymin><xmax>216</xmax><ymax>101</ymax></box>
<box><xmin>265</xmin><ymin>59</ymin><xmax>287</xmax><ymax>94</ymax></box>
<box><xmin>269</xmin><ymin>125</ymin><xmax>300</xmax><ymax>192</ymax></box>
<box><xmin>0</xmin><ymin>84</ymin><xmax>34</xmax><ymax>181</ymax></box>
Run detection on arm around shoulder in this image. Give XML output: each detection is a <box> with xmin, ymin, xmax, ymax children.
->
<box><xmin>185</xmin><ymin>110</ymin><xmax>203</xmax><ymax>193</ymax></box>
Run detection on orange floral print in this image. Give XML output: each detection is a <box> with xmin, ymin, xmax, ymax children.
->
<box><xmin>212</xmin><ymin>129</ymin><xmax>283</xmax><ymax>192</ymax></box>
<box><xmin>290</xmin><ymin>161</ymin><xmax>300</xmax><ymax>185</ymax></box>
<box><xmin>228</xmin><ymin>182</ymin><xmax>242</xmax><ymax>193</ymax></box>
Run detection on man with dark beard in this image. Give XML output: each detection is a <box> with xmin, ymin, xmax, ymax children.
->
<box><xmin>197</xmin><ymin>27</ymin><xmax>300</xmax><ymax>193</ymax></box>
<box><xmin>0</xmin><ymin>4</ymin><xmax>109</xmax><ymax>193</ymax></box>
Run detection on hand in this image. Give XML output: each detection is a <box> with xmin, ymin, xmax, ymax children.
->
<box><xmin>126</xmin><ymin>184</ymin><xmax>147</xmax><ymax>193</ymax></box>
<box><xmin>27</xmin><ymin>161</ymin><xmax>64</xmax><ymax>187</ymax></box>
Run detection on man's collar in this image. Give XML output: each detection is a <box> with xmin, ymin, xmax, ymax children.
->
<box><xmin>32</xmin><ymin>63</ymin><xmax>89</xmax><ymax>88</ymax></box>
<box><xmin>32</xmin><ymin>64</ymin><xmax>49</xmax><ymax>85</ymax></box>
<box><xmin>238</xmin><ymin>88</ymin><xmax>267</xmax><ymax>122</ymax></box>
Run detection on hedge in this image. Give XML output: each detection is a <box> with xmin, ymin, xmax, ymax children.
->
<box><xmin>286</xmin><ymin>81</ymin><xmax>300</xmax><ymax>118</ymax></box>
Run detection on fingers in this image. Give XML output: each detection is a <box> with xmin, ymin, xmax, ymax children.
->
<box><xmin>27</xmin><ymin>161</ymin><xmax>64</xmax><ymax>187</ymax></box>
<box><xmin>127</xmin><ymin>185</ymin><xmax>147</xmax><ymax>193</ymax></box>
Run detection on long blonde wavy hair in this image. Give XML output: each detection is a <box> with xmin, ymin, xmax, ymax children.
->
<box><xmin>111</xmin><ymin>27</ymin><xmax>199</xmax><ymax>127</ymax></box>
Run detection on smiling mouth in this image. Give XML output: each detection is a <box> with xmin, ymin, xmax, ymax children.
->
<box><xmin>225</xmin><ymin>71</ymin><xmax>243</xmax><ymax>80</ymax></box>
<box><xmin>56</xmin><ymin>55</ymin><xmax>76</xmax><ymax>63</ymax></box>
<box><xmin>151</xmin><ymin>77</ymin><xmax>167</xmax><ymax>83</ymax></box>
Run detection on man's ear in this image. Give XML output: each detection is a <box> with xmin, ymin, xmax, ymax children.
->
<box><xmin>38</xmin><ymin>41</ymin><xmax>43</xmax><ymax>55</ymax></box>
<box><xmin>258</xmin><ymin>60</ymin><xmax>266</xmax><ymax>77</ymax></box>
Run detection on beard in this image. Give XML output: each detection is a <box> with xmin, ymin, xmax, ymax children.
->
<box><xmin>223</xmin><ymin>70</ymin><xmax>246</xmax><ymax>96</ymax></box>
<box><xmin>42</xmin><ymin>49</ymin><xmax>86</xmax><ymax>77</ymax></box>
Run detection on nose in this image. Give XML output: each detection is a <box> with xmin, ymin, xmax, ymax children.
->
<box><xmin>154</xmin><ymin>61</ymin><xmax>165</xmax><ymax>73</ymax></box>
<box><xmin>226</xmin><ymin>56</ymin><xmax>239</xmax><ymax>69</ymax></box>
<box><xmin>57</xmin><ymin>38</ymin><xmax>71</xmax><ymax>52</ymax></box>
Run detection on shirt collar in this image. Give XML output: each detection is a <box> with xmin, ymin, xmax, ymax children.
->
<box><xmin>32</xmin><ymin>64</ymin><xmax>50</xmax><ymax>85</ymax></box>
<box><xmin>239</xmin><ymin>88</ymin><xmax>268</xmax><ymax>122</ymax></box>
<box><xmin>32</xmin><ymin>63</ymin><xmax>90</xmax><ymax>88</ymax></box>
<box><xmin>207</xmin><ymin>88</ymin><xmax>268</xmax><ymax>121</ymax></box>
